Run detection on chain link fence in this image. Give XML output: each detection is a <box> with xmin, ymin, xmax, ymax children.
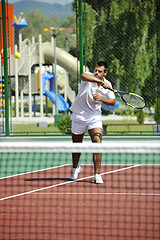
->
<box><xmin>0</xmin><ymin>0</ymin><xmax>159</xmax><ymax>136</ymax></box>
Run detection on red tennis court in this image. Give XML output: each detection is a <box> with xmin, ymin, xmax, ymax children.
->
<box><xmin>0</xmin><ymin>163</ymin><xmax>160</xmax><ymax>240</ymax></box>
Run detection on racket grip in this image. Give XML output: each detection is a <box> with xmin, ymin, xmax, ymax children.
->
<box><xmin>101</xmin><ymin>85</ymin><xmax>114</xmax><ymax>91</ymax></box>
<box><xmin>108</xmin><ymin>88</ymin><xmax>114</xmax><ymax>91</ymax></box>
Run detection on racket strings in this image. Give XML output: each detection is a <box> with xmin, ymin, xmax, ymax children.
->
<box><xmin>123</xmin><ymin>94</ymin><xmax>145</xmax><ymax>108</ymax></box>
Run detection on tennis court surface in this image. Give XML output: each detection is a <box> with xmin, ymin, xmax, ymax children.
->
<box><xmin>0</xmin><ymin>138</ymin><xmax>160</xmax><ymax>240</ymax></box>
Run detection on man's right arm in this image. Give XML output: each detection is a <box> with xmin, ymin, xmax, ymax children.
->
<box><xmin>81</xmin><ymin>73</ymin><xmax>104</xmax><ymax>85</ymax></box>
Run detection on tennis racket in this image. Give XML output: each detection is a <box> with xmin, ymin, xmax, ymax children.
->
<box><xmin>108</xmin><ymin>88</ymin><xmax>145</xmax><ymax>109</ymax></box>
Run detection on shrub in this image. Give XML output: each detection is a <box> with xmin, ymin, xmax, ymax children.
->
<box><xmin>154</xmin><ymin>98</ymin><xmax>160</xmax><ymax>123</ymax></box>
<box><xmin>136</xmin><ymin>109</ymin><xmax>145</xmax><ymax>124</ymax></box>
<box><xmin>114</xmin><ymin>108</ymin><xmax>136</xmax><ymax>116</ymax></box>
<box><xmin>57</xmin><ymin>114</ymin><xmax>72</xmax><ymax>134</ymax></box>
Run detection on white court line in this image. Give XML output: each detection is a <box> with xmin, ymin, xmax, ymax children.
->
<box><xmin>0</xmin><ymin>164</ymin><xmax>141</xmax><ymax>201</ymax></box>
<box><xmin>0</xmin><ymin>164</ymin><xmax>69</xmax><ymax>180</ymax></box>
<box><xmin>0</xmin><ymin>163</ymin><xmax>144</xmax><ymax>180</ymax></box>
<box><xmin>33</xmin><ymin>192</ymin><xmax>160</xmax><ymax>196</ymax></box>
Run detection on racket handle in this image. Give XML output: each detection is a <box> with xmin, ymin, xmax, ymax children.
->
<box><xmin>101</xmin><ymin>85</ymin><xmax>116</xmax><ymax>92</ymax></box>
<box><xmin>108</xmin><ymin>88</ymin><xmax>114</xmax><ymax>91</ymax></box>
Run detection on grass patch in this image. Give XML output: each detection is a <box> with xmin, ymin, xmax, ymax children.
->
<box><xmin>11</xmin><ymin>121</ymin><xmax>154</xmax><ymax>136</ymax></box>
<box><xmin>102</xmin><ymin>120</ymin><xmax>153</xmax><ymax>135</ymax></box>
<box><xmin>107</xmin><ymin>124</ymin><xmax>153</xmax><ymax>135</ymax></box>
<box><xmin>13</xmin><ymin>123</ymin><xmax>62</xmax><ymax>136</ymax></box>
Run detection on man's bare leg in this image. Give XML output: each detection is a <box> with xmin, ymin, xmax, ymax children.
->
<box><xmin>72</xmin><ymin>133</ymin><xmax>84</xmax><ymax>168</ymax></box>
<box><xmin>88</xmin><ymin>128</ymin><xmax>102</xmax><ymax>174</ymax></box>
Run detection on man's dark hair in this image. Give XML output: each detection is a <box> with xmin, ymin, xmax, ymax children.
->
<box><xmin>96</xmin><ymin>61</ymin><xmax>108</xmax><ymax>71</ymax></box>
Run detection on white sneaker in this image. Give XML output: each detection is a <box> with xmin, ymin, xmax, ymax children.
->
<box><xmin>94</xmin><ymin>174</ymin><xmax>103</xmax><ymax>184</ymax></box>
<box><xmin>70</xmin><ymin>166</ymin><xmax>82</xmax><ymax>180</ymax></box>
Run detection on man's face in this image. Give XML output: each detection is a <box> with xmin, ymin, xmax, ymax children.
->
<box><xmin>94</xmin><ymin>65</ymin><xmax>107</xmax><ymax>80</ymax></box>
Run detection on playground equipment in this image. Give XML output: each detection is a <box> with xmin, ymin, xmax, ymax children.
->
<box><xmin>0</xmin><ymin>78</ymin><xmax>5</xmax><ymax>114</ymax></box>
<box><xmin>42</xmin><ymin>71</ymin><xmax>69</xmax><ymax>112</ymax></box>
<box><xmin>3</xmin><ymin>32</ymin><xmax>82</xmax><ymax>120</ymax></box>
<box><xmin>0</xmin><ymin>10</ymin><xmax>82</xmax><ymax>121</ymax></box>
<box><xmin>12</xmin><ymin>12</ymin><xmax>28</xmax><ymax>29</ymax></box>
<box><xmin>0</xmin><ymin>78</ymin><xmax>13</xmax><ymax>134</ymax></box>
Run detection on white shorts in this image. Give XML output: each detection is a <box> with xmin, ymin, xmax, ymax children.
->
<box><xmin>71</xmin><ymin>113</ymin><xmax>102</xmax><ymax>135</ymax></box>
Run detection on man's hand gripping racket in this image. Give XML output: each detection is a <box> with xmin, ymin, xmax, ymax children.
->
<box><xmin>101</xmin><ymin>83</ymin><xmax>145</xmax><ymax>109</ymax></box>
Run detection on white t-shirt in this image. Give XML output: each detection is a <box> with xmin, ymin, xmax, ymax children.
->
<box><xmin>70</xmin><ymin>72</ymin><xmax>115</xmax><ymax>121</ymax></box>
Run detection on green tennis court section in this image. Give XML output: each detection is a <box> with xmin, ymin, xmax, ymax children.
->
<box><xmin>0</xmin><ymin>136</ymin><xmax>160</xmax><ymax>178</ymax></box>
<box><xmin>1</xmin><ymin>152</ymin><xmax>160</xmax><ymax>179</ymax></box>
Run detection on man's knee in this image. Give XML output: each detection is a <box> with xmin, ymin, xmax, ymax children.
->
<box><xmin>92</xmin><ymin>132</ymin><xmax>102</xmax><ymax>143</ymax></box>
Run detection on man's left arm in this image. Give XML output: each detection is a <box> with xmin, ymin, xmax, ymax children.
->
<box><xmin>93</xmin><ymin>94</ymin><xmax>116</xmax><ymax>106</ymax></box>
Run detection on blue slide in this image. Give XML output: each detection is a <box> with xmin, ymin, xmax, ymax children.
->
<box><xmin>101</xmin><ymin>100</ymin><xmax>121</xmax><ymax>111</ymax></box>
<box><xmin>42</xmin><ymin>71</ymin><xmax>69</xmax><ymax>112</ymax></box>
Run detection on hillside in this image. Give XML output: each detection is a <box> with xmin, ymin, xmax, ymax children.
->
<box><xmin>10</xmin><ymin>0</ymin><xmax>73</xmax><ymax>20</ymax></box>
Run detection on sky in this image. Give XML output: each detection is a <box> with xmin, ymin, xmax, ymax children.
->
<box><xmin>8</xmin><ymin>0</ymin><xmax>74</xmax><ymax>5</ymax></box>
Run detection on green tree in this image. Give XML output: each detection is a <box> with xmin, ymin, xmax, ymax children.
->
<box><xmin>84</xmin><ymin>0</ymin><xmax>157</xmax><ymax>106</ymax></box>
<box><xmin>154</xmin><ymin>98</ymin><xmax>160</xmax><ymax>123</ymax></box>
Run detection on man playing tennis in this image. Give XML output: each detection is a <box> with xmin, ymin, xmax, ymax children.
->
<box><xmin>70</xmin><ymin>61</ymin><xmax>116</xmax><ymax>183</ymax></box>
